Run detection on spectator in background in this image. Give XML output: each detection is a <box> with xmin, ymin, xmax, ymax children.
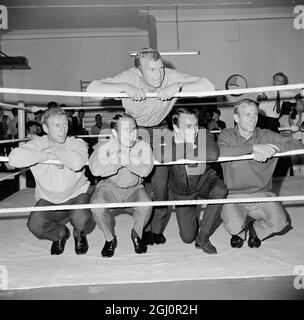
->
<box><xmin>7</xmin><ymin>108</ymin><xmax>18</xmax><ymax>138</ymax></box>
<box><xmin>47</xmin><ymin>101</ymin><xmax>58</xmax><ymax>109</ymax></box>
<box><xmin>26</xmin><ymin>120</ymin><xmax>43</xmax><ymax>139</ymax></box>
<box><xmin>257</xmin><ymin>72</ymin><xmax>295</xmax><ymax>132</ymax></box>
<box><xmin>34</xmin><ymin>110</ymin><xmax>43</xmax><ymax>124</ymax></box>
<box><xmin>211</xmin><ymin>109</ymin><xmax>226</xmax><ymax>130</ymax></box>
<box><xmin>91</xmin><ymin>114</ymin><xmax>103</xmax><ymax>135</ymax></box>
<box><xmin>70</xmin><ymin>109</ymin><xmax>88</xmax><ymax>136</ymax></box>
<box><xmin>279</xmin><ymin>94</ymin><xmax>304</xmax><ymax>176</ymax></box>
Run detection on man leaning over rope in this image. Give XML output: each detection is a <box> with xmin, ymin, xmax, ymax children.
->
<box><xmin>87</xmin><ymin>48</ymin><xmax>215</xmax><ymax>246</ymax></box>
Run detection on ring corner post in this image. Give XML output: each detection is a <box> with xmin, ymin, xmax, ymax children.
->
<box><xmin>17</xmin><ymin>101</ymin><xmax>27</xmax><ymax>190</ymax></box>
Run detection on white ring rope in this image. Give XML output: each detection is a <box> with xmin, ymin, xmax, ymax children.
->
<box><xmin>1</xmin><ymin>149</ymin><xmax>304</xmax><ymax>166</ymax></box>
<box><xmin>0</xmin><ymin>168</ymin><xmax>29</xmax><ymax>183</ymax></box>
<box><xmin>1</xmin><ymin>195</ymin><xmax>304</xmax><ymax>214</ymax></box>
<box><xmin>0</xmin><ymin>138</ymin><xmax>30</xmax><ymax>145</ymax></box>
<box><xmin>0</xmin><ymin>83</ymin><xmax>303</xmax><ymax>99</ymax></box>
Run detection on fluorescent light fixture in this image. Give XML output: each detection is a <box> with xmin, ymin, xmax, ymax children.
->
<box><xmin>128</xmin><ymin>49</ymin><xmax>200</xmax><ymax>56</ymax></box>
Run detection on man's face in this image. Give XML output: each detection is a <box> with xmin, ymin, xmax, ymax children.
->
<box><xmin>43</xmin><ymin>115</ymin><xmax>68</xmax><ymax>144</ymax></box>
<box><xmin>116</xmin><ymin>118</ymin><xmax>138</xmax><ymax>149</ymax></box>
<box><xmin>213</xmin><ymin>112</ymin><xmax>219</xmax><ymax>122</ymax></box>
<box><xmin>273</xmin><ymin>75</ymin><xmax>286</xmax><ymax>86</ymax></box>
<box><xmin>78</xmin><ymin>111</ymin><xmax>85</xmax><ymax>119</ymax></box>
<box><xmin>234</xmin><ymin>104</ymin><xmax>258</xmax><ymax>134</ymax></box>
<box><xmin>174</xmin><ymin>113</ymin><xmax>199</xmax><ymax>143</ymax></box>
<box><xmin>139</xmin><ymin>58</ymin><xmax>165</xmax><ymax>88</ymax></box>
<box><xmin>96</xmin><ymin>115</ymin><xmax>102</xmax><ymax>125</ymax></box>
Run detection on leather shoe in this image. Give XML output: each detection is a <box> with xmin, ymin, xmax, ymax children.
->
<box><xmin>101</xmin><ymin>236</ymin><xmax>117</xmax><ymax>258</ymax></box>
<box><xmin>74</xmin><ymin>231</ymin><xmax>89</xmax><ymax>255</ymax></box>
<box><xmin>248</xmin><ymin>220</ymin><xmax>261</xmax><ymax>248</ymax></box>
<box><xmin>230</xmin><ymin>235</ymin><xmax>244</xmax><ymax>248</ymax></box>
<box><xmin>51</xmin><ymin>226</ymin><xmax>70</xmax><ymax>255</ymax></box>
<box><xmin>195</xmin><ymin>238</ymin><xmax>217</xmax><ymax>254</ymax></box>
<box><xmin>142</xmin><ymin>231</ymin><xmax>154</xmax><ymax>246</ymax></box>
<box><xmin>152</xmin><ymin>233</ymin><xmax>166</xmax><ymax>245</ymax></box>
<box><xmin>131</xmin><ymin>230</ymin><xmax>147</xmax><ymax>254</ymax></box>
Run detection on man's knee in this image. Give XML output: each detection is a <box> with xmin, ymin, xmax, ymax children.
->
<box><xmin>270</xmin><ymin>210</ymin><xmax>288</xmax><ymax>233</ymax></box>
<box><xmin>210</xmin><ymin>180</ymin><xmax>228</xmax><ymax>199</ymax></box>
<box><xmin>27</xmin><ymin>212</ymin><xmax>45</xmax><ymax>239</ymax></box>
<box><xmin>180</xmin><ymin>231</ymin><xmax>196</xmax><ymax>244</ymax></box>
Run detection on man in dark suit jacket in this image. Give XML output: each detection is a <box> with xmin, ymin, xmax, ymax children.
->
<box><xmin>145</xmin><ymin>108</ymin><xmax>227</xmax><ymax>254</ymax></box>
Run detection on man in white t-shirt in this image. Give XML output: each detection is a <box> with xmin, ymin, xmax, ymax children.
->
<box><xmin>87</xmin><ymin>48</ymin><xmax>215</xmax><ymax>245</ymax></box>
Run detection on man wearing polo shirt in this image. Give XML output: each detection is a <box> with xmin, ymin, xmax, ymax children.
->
<box><xmin>87</xmin><ymin>48</ymin><xmax>215</xmax><ymax>245</ymax></box>
<box><xmin>218</xmin><ymin>99</ymin><xmax>303</xmax><ymax>249</ymax></box>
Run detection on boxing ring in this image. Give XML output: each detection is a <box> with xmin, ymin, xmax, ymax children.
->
<box><xmin>0</xmin><ymin>84</ymin><xmax>304</xmax><ymax>299</ymax></box>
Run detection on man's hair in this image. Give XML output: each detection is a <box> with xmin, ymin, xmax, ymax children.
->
<box><xmin>95</xmin><ymin>114</ymin><xmax>102</xmax><ymax>121</ymax></box>
<box><xmin>214</xmin><ymin>109</ymin><xmax>221</xmax><ymax>116</ymax></box>
<box><xmin>273</xmin><ymin>72</ymin><xmax>288</xmax><ymax>85</ymax></box>
<box><xmin>42</xmin><ymin>107</ymin><xmax>66</xmax><ymax>125</ymax></box>
<box><xmin>78</xmin><ymin>109</ymin><xmax>85</xmax><ymax>115</ymax></box>
<box><xmin>26</xmin><ymin>120</ymin><xmax>40</xmax><ymax>131</ymax></box>
<box><xmin>234</xmin><ymin>99</ymin><xmax>258</xmax><ymax>115</ymax></box>
<box><xmin>134</xmin><ymin>48</ymin><xmax>162</xmax><ymax>68</ymax></box>
<box><xmin>110</xmin><ymin>113</ymin><xmax>137</xmax><ymax>131</ymax></box>
<box><xmin>12</xmin><ymin>108</ymin><xmax>18</xmax><ymax>116</ymax></box>
<box><xmin>295</xmin><ymin>93</ymin><xmax>303</xmax><ymax>101</ymax></box>
<box><xmin>47</xmin><ymin>101</ymin><xmax>58</xmax><ymax>108</ymax></box>
<box><xmin>171</xmin><ymin>107</ymin><xmax>199</xmax><ymax>129</ymax></box>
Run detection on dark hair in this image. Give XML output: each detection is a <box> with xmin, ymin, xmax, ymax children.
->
<box><xmin>281</xmin><ymin>102</ymin><xmax>296</xmax><ymax>119</ymax></box>
<box><xmin>26</xmin><ymin>120</ymin><xmax>41</xmax><ymax>131</ymax></box>
<box><xmin>12</xmin><ymin>108</ymin><xmax>18</xmax><ymax>116</ymax></box>
<box><xmin>134</xmin><ymin>48</ymin><xmax>162</xmax><ymax>68</ymax></box>
<box><xmin>171</xmin><ymin>108</ymin><xmax>199</xmax><ymax>129</ymax></box>
<box><xmin>234</xmin><ymin>98</ymin><xmax>258</xmax><ymax>115</ymax></box>
<box><xmin>42</xmin><ymin>107</ymin><xmax>66</xmax><ymax>125</ymax></box>
<box><xmin>214</xmin><ymin>109</ymin><xmax>221</xmax><ymax>116</ymax></box>
<box><xmin>295</xmin><ymin>94</ymin><xmax>303</xmax><ymax>101</ymax></box>
<box><xmin>95</xmin><ymin>114</ymin><xmax>102</xmax><ymax>120</ymax></box>
<box><xmin>110</xmin><ymin>113</ymin><xmax>137</xmax><ymax>131</ymax></box>
<box><xmin>273</xmin><ymin>72</ymin><xmax>288</xmax><ymax>85</ymax></box>
<box><xmin>47</xmin><ymin>101</ymin><xmax>58</xmax><ymax>108</ymax></box>
<box><xmin>78</xmin><ymin>109</ymin><xmax>85</xmax><ymax>114</ymax></box>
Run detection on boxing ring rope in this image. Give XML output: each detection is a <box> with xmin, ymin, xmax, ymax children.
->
<box><xmin>0</xmin><ymin>83</ymin><xmax>304</xmax><ymax>213</ymax></box>
<box><xmin>0</xmin><ymin>83</ymin><xmax>303</xmax><ymax>99</ymax></box>
<box><xmin>1</xmin><ymin>148</ymin><xmax>304</xmax><ymax>166</ymax></box>
<box><xmin>0</xmin><ymin>195</ymin><xmax>304</xmax><ymax>215</ymax></box>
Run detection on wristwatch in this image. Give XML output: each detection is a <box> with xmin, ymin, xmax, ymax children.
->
<box><xmin>177</xmin><ymin>82</ymin><xmax>183</xmax><ymax>93</ymax></box>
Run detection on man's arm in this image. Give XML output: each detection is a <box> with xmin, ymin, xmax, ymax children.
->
<box><xmin>205</xmin><ymin>131</ymin><xmax>220</xmax><ymax>161</ymax></box>
<box><xmin>88</xmin><ymin>140</ymin><xmax>122</xmax><ymax>177</ymax></box>
<box><xmin>54</xmin><ymin>138</ymin><xmax>88</xmax><ymax>171</ymax></box>
<box><xmin>261</xmin><ymin>129</ymin><xmax>304</xmax><ymax>152</ymax></box>
<box><xmin>126</xmin><ymin>141</ymin><xmax>155</xmax><ymax>177</ymax></box>
<box><xmin>8</xmin><ymin>138</ymin><xmax>50</xmax><ymax>168</ymax></box>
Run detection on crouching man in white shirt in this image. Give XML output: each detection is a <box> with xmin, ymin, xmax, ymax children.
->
<box><xmin>9</xmin><ymin>107</ymin><xmax>96</xmax><ymax>255</ymax></box>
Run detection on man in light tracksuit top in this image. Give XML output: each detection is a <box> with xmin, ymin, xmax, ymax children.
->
<box><xmin>89</xmin><ymin>114</ymin><xmax>154</xmax><ymax>258</ymax></box>
<box><xmin>9</xmin><ymin>107</ymin><xmax>96</xmax><ymax>256</ymax></box>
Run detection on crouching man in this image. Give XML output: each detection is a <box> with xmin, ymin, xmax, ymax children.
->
<box><xmin>9</xmin><ymin>107</ymin><xmax>96</xmax><ymax>255</ymax></box>
<box><xmin>89</xmin><ymin>114</ymin><xmax>154</xmax><ymax>257</ymax></box>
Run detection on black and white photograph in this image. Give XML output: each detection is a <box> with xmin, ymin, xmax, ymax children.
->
<box><xmin>0</xmin><ymin>0</ymin><xmax>304</xmax><ymax>302</ymax></box>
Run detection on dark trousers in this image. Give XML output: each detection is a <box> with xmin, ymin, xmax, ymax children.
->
<box><xmin>140</xmin><ymin>123</ymin><xmax>171</xmax><ymax>235</ymax></box>
<box><xmin>257</xmin><ymin>114</ymin><xmax>279</xmax><ymax>133</ymax></box>
<box><xmin>169</xmin><ymin>175</ymin><xmax>227</xmax><ymax>244</ymax></box>
<box><xmin>27</xmin><ymin>192</ymin><xmax>96</xmax><ymax>242</ymax></box>
<box><xmin>145</xmin><ymin>165</ymin><xmax>170</xmax><ymax>234</ymax></box>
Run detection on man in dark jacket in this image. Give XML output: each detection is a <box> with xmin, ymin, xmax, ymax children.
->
<box><xmin>146</xmin><ymin>108</ymin><xmax>227</xmax><ymax>254</ymax></box>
